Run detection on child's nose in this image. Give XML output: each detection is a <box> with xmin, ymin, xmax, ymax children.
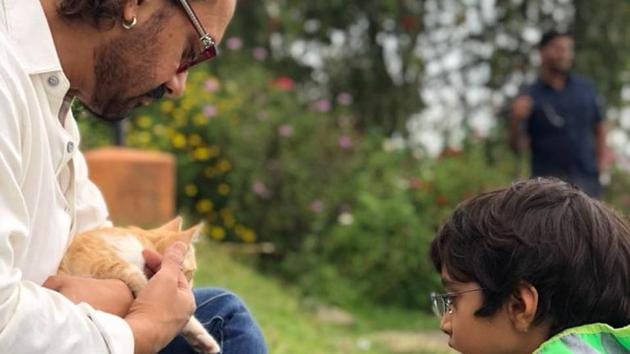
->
<box><xmin>439</xmin><ymin>314</ymin><xmax>452</xmax><ymax>336</ymax></box>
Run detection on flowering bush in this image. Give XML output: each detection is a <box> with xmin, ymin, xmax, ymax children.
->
<box><xmin>76</xmin><ymin>44</ymin><xmax>628</xmax><ymax>310</ymax></box>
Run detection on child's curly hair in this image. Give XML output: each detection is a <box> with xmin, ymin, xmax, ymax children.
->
<box><xmin>430</xmin><ymin>177</ymin><xmax>630</xmax><ymax>336</ymax></box>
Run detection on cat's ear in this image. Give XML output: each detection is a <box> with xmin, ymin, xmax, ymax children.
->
<box><xmin>157</xmin><ymin>216</ymin><xmax>183</xmax><ymax>232</ymax></box>
<box><xmin>180</xmin><ymin>222</ymin><xmax>204</xmax><ymax>244</ymax></box>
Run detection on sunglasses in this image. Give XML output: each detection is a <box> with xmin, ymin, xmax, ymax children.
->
<box><xmin>175</xmin><ymin>0</ymin><xmax>218</xmax><ymax>73</ymax></box>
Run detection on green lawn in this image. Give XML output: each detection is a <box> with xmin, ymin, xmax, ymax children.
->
<box><xmin>193</xmin><ymin>239</ymin><xmax>452</xmax><ymax>354</ymax></box>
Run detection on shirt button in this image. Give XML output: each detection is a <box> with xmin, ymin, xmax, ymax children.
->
<box><xmin>47</xmin><ymin>75</ymin><xmax>60</xmax><ymax>87</ymax></box>
<box><xmin>66</xmin><ymin>141</ymin><xmax>74</xmax><ymax>153</ymax></box>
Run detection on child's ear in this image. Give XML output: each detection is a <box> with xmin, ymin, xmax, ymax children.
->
<box><xmin>507</xmin><ymin>281</ymin><xmax>539</xmax><ymax>333</ymax></box>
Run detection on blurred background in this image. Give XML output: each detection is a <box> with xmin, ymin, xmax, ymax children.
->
<box><xmin>76</xmin><ymin>1</ymin><xmax>630</xmax><ymax>353</ymax></box>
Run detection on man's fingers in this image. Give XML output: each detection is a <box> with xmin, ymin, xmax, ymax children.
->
<box><xmin>142</xmin><ymin>249</ymin><xmax>163</xmax><ymax>277</ymax></box>
<box><xmin>43</xmin><ymin>275</ymin><xmax>63</xmax><ymax>290</ymax></box>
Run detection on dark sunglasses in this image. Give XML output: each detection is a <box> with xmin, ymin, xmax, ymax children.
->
<box><xmin>175</xmin><ymin>0</ymin><xmax>218</xmax><ymax>73</ymax></box>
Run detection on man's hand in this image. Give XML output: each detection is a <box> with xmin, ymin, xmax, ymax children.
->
<box><xmin>125</xmin><ymin>242</ymin><xmax>195</xmax><ymax>354</ymax></box>
<box><xmin>512</xmin><ymin>95</ymin><xmax>533</xmax><ymax>121</ymax></box>
<box><xmin>142</xmin><ymin>248</ymin><xmax>162</xmax><ymax>278</ymax></box>
<box><xmin>43</xmin><ymin>275</ymin><xmax>133</xmax><ymax>317</ymax></box>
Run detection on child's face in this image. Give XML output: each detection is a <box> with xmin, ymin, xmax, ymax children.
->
<box><xmin>438</xmin><ymin>269</ymin><xmax>545</xmax><ymax>354</ymax></box>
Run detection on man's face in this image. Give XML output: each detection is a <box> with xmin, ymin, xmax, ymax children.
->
<box><xmin>540</xmin><ymin>36</ymin><xmax>574</xmax><ymax>74</ymax></box>
<box><xmin>82</xmin><ymin>0</ymin><xmax>236</xmax><ymax>121</ymax></box>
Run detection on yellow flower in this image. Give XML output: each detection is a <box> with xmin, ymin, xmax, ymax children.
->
<box><xmin>152</xmin><ymin>124</ymin><xmax>166</xmax><ymax>136</ymax></box>
<box><xmin>240</xmin><ymin>229</ymin><xmax>257</xmax><ymax>243</ymax></box>
<box><xmin>218</xmin><ymin>183</ymin><xmax>231</xmax><ymax>196</ymax></box>
<box><xmin>173</xmin><ymin>109</ymin><xmax>187</xmax><ymax>125</ymax></box>
<box><xmin>196</xmin><ymin>199</ymin><xmax>213</xmax><ymax>213</ymax></box>
<box><xmin>160</xmin><ymin>101</ymin><xmax>175</xmax><ymax>113</ymax></box>
<box><xmin>209</xmin><ymin>226</ymin><xmax>226</xmax><ymax>241</ymax></box>
<box><xmin>220</xmin><ymin>208</ymin><xmax>235</xmax><ymax>228</ymax></box>
<box><xmin>180</xmin><ymin>98</ymin><xmax>194</xmax><ymax>111</ymax></box>
<box><xmin>184</xmin><ymin>184</ymin><xmax>198</xmax><ymax>197</ymax></box>
<box><xmin>188</xmin><ymin>134</ymin><xmax>203</xmax><ymax>147</ymax></box>
<box><xmin>171</xmin><ymin>133</ymin><xmax>187</xmax><ymax>149</ymax></box>
<box><xmin>224</xmin><ymin>217</ymin><xmax>236</xmax><ymax>228</ymax></box>
<box><xmin>136</xmin><ymin>115</ymin><xmax>152</xmax><ymax>129</ymax></box>
<box><xmin>136</xmin><ymin>131</ymin><xmax>152</xmax><ymax>146</ymax></box>
<box><xmin>204</xmin><ymin>167</ymin><xmax>216</xmax><ymax>178</ymax></box>
<box><xmin>217</xmin><ymin>159</ymin><xmax>232</xmax><ymax>173</ymax></box>
<box><xmin>192</xmin><ymin>147</ymin><xmax>211</xmax><ymax>161</ymax></box>
<box><xmin>193</xmin><ymin>113</ymin><xmax>209</xmax><ymax>126</ymax></box>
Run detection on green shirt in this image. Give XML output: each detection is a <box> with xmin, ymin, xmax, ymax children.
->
<box><xmin>535</xmin><ymin>323</ymin><xmax>630</xmax><ymax>353</ymax></box>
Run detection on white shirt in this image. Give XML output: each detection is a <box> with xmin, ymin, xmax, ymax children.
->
<box><xmin>0</xmin><ymin>0</ymin><xmax>134</xmax><ymax>352</ymax></box>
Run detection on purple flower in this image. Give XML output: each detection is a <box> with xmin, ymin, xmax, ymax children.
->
<box><xmin>252</xmin><ymin>47</ymin><xmax>268</xmax><ymax>61</ymax></box>
<box><xmin>311</xmin><ymin>99</ymin><xmax>332</xmax><ymax>113</ymax></box>
<box><xmin>336</xmin><ymin>92</ymin><xmax>353</xmax><ymax>106</ymax></box>
<box><xmin>226</xmin><ymin>37</ymin><xmax>243</xmax><ymax>50</ymax></box>
<box><xmin>204</xmin><ymin>78</ymin><xmax>220</xmax><ymax>93</ymax></box>
<box><xmin>278</xmin><ymin>124</ymin><xmax>294</xmax><ymax>137</ymax></box>
<box><xmin>252</xmin><ymin>180</ymin><xmax>271</xmax><ymax>199</ymax></box>
<box><xmin>338</xmin><ymin>135</ymin><xmax>353</xmax><ymax>149</ymax></box>
<box><xmin>202</xmin><ymin>104</ymin><xmax>218</xmax><ymax>117</ymax></box>
<box><xmin>309</xmin><ymin>200</ymin><xmax>324</xmax><ymax>213</ymax></box>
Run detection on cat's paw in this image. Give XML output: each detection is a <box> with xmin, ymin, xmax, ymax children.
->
<box><xmin>188</xmin><ymin>332</ymin><xmax>221</xmax><ymax>354</ymax></box>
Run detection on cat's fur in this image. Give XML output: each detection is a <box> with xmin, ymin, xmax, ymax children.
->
<box><xmin>58</xmin><ymin>217</ymin><xmax>220</xmax><ymax>354</ymax></box>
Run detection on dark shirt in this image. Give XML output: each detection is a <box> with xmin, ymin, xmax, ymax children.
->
<box><xmin>524</xmin><ymin>74</ymin><xmax>604</xmax><ymax>179</ymax></box>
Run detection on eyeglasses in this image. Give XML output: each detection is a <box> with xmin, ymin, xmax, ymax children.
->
<box><xmin>430</xmin><ymin>288</ymin><xmax>484</xmax><ymax>318</ymax></box>
<box><xmin>176</xmin><ymin>0</ymin><xmax>218</xmax><ymax>73</ymax></box>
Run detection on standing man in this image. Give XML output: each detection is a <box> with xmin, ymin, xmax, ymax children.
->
<box><xmin>0</xmin><ymin>0</ymin><xmax>267</xmax><ymax>353</ymax></box>
<box><xmin>509</xmin><ymin>30</ymin><xmax>606</xmax><ymax>198</ymax></box>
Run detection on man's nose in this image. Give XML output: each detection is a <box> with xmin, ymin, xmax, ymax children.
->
<box><xmin>165</xmin><ymin>71</ymin><xmax>189</xmax><ymax>98</ymax></box>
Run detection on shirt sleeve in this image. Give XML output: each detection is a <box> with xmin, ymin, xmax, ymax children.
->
<box><xmin>0</xmin><ymin>48</ymin><xmax>133</xmax><ymax>354</ymax></box>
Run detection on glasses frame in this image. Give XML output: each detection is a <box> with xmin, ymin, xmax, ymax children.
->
<box><xmin>430</xmin><ymin>288</ymin><xmax>484</xmax><ymax>318</ymax></box>
<box><xmin>176</xmin><ymin>0</ymin><xmax>218</xmax><ymax>73</ymax></box>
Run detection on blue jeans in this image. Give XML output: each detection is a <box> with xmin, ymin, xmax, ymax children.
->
<box><xmin>160</xmin><ymin>288</ymin><xmax>267</xmax><ymax>354</ymax></box>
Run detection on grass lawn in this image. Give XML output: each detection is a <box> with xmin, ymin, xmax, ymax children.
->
<box><xmin>193</xmin><ymin>239</ymin><xmax>453</xmax><ymax>354</ymax></box>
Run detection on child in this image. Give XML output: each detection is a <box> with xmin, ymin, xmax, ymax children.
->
<box><xmin>429</xmin><ymin>178</ymin><xmax>630</xmax><ymax>353</ymax></box>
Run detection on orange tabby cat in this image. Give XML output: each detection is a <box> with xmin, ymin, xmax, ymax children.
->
<box><xmin>58</xmin><ymin>217</ymin><xmax>220</xmax><ymax>354</ymax></box>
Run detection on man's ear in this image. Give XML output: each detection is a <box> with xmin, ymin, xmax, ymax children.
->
<box><xmin>121</xmin><ymin>0</ymin><xmax>143</xmax><ymax>25</ymax></box>
<box><xmin>506</xmin><ymin>281</ymin><xmax>539</xmax><ymax>333</ymax></box>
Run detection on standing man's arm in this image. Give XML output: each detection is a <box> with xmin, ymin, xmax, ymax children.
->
<box><xmin>509</xmin><ymin>95</ymin><xmax>533</xmax><ymax>152</ymax></box>
<box><xmin>592</xmin><ymin>88</ymin><xmax>607</xmax><ymax>173</ymax></box>
<box><xmin>594</xmin><ymin>121</ymin><xmax>606</xmax><ymax>173</ymax></box>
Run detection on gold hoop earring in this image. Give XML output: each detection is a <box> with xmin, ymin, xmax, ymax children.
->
<box><xmin>122</xmin><ymin>16</ymin><xmax>137</xmax><ymax>30</ymax></box>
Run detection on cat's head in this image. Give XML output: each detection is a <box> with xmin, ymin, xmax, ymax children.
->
<box><xmin>131</xmin><ymin>217</ymin><xmax>203</xmax><ymax>283</ymax></box>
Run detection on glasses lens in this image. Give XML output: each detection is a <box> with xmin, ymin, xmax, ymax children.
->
<box><xmin>430</xmin><ymin>292</ymin><xmax>444</xmax><ymax>318</ymax></box>
<box><xmin>176</xmin><ymin>46</ymin><xmax>218</xmax><ymax>74</ymax></box>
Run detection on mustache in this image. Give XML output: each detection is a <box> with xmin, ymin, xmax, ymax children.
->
<box><xmin>146</xmin><ymin>85</ymin><xmax>167</xmax><ymax>100</ymax></box>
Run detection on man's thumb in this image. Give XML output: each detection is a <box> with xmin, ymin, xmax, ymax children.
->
<box><xmin>162</xmin><ymin>241</ymin><xmax>188</xmax><ymax>269</ymax></box>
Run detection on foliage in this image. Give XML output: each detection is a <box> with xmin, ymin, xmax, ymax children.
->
<box><xmin>76</xmin><ymin>0</ymin><xmax>629</xmax><ymax>312</ymax></box>
<box><xmin>230</xmin><ymin>0</ymin><xmax>425</xmax><ymax>134</ymax></box>
<box><xmin>194</xmin><ymin>240</ymin><xmax>446</xmax><ymax>354</ymax></box>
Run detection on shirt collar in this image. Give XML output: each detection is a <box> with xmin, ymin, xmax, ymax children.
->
<box><xmin>4</xmin><ymin>0</ymin><xmax>63</xmax><ymax>75</ymax></box>
<box><xmin>537</xmin><ymin>72</ymin><xmax>575</xmax><ymax>90</ymax></box>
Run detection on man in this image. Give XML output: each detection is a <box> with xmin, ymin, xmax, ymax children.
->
<box><xmin>509</xmin><ymin>31</ymin><xmax>606</xmax><ymax>198</ymax></box>
<box><xmin>0</xmin><ymin>0</ymin><xmax>267</xmax><ymax>353</ymax></box>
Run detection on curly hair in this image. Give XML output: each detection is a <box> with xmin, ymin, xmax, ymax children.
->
<box><xmin>430</xmin><ymin>178</ymin><xmax>630</xmax><ymax>336</ymax></box>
